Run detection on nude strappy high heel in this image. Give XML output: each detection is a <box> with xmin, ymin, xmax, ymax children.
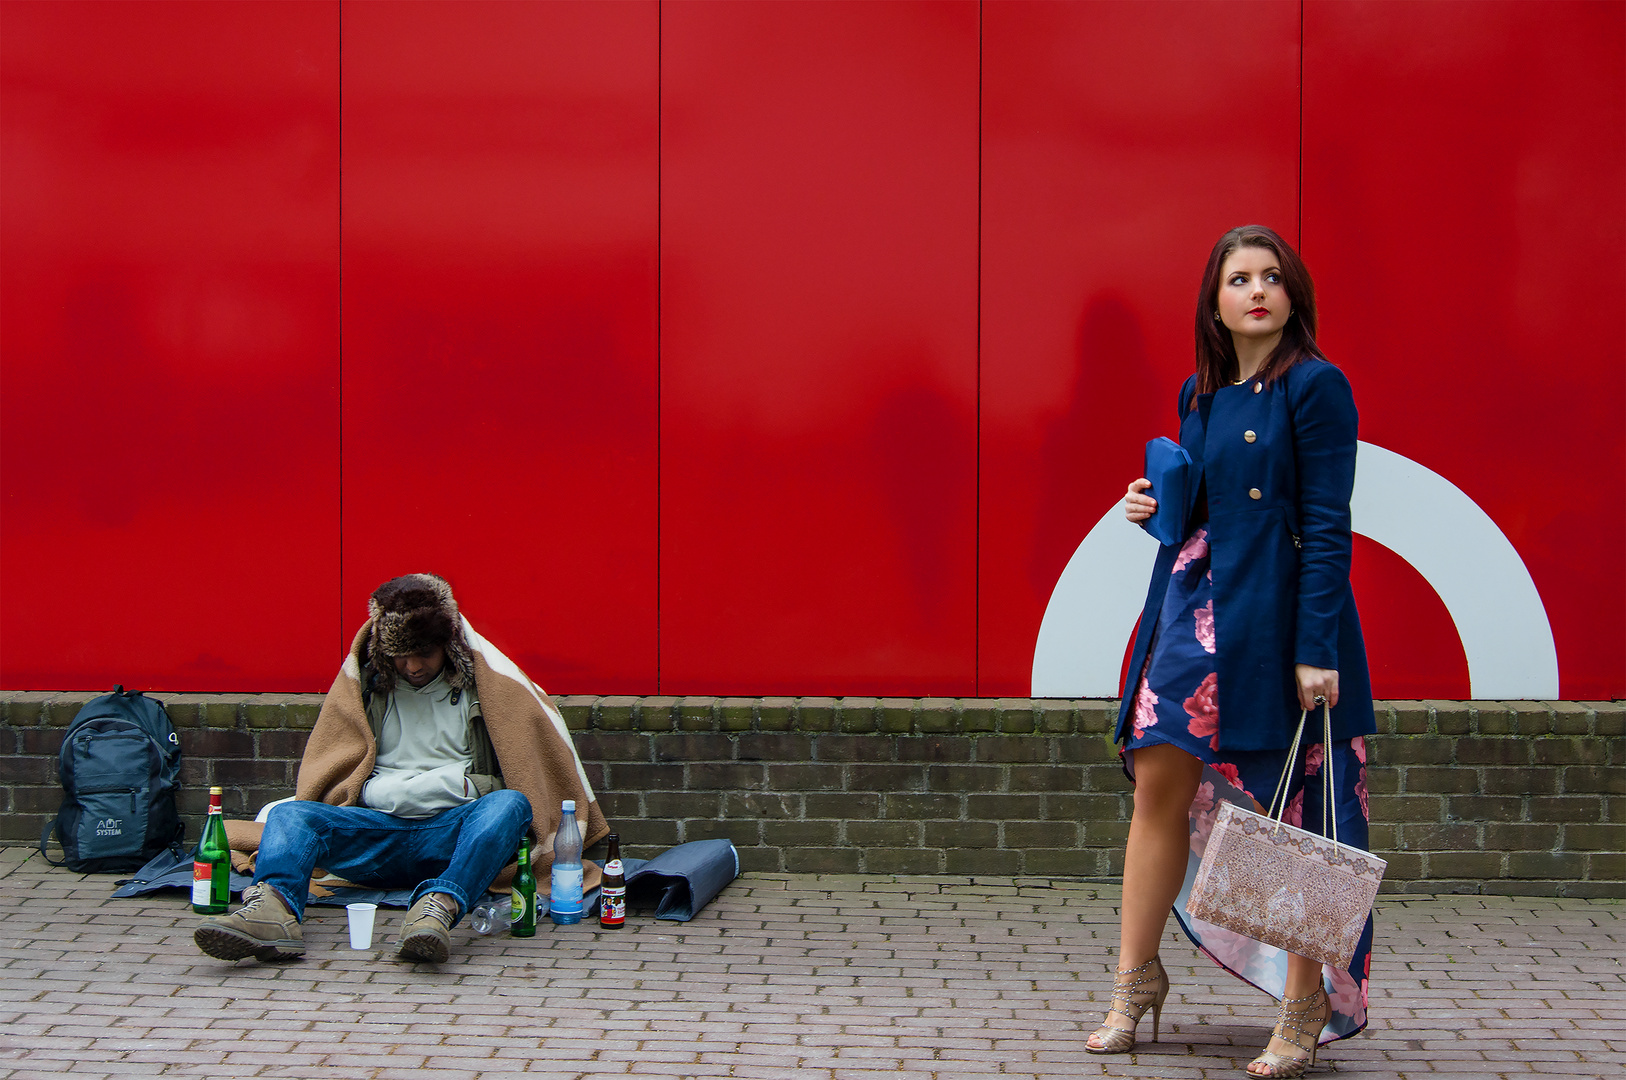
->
<box><xmin>1086</xmin><ymin>955</ymin><xmax>1170</xmax><ymax>1054</ymax></box>
<box><xmin>1246</xmin><ymin>986</ymin><xmax>1330</xmax><ymax>1077</ymax></box>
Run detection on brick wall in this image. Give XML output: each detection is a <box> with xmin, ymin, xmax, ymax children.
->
<box><xmin>3</xmin><ymin>692</ymin><xmax>1620</xmax><ymax>897</ymax></box>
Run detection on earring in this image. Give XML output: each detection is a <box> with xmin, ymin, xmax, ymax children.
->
<box><xmin>1213</xmin><ymin>310</ymin><xmax>1221</xmax><ymax>322</ymax></box>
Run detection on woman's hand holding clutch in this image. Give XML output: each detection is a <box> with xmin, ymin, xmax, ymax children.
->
<box><xmin>1125</xmin><ymin>478</ymin><xmax>1157</xmax><ymax>523</ymax></box>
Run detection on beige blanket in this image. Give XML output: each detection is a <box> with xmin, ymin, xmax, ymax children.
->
<box><xmin>225</xmin><ymin>616</ymin><xmax>608</xmax><ymax>896</ymax></box>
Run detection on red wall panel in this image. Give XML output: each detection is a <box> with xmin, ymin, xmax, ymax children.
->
<box><xmin>340</xmin><ymin>1</ymin><xmax>659</xmax><ymax>692</ymax></box>
<box><xmin>659</xmin><ymin>0</ymin><xmax>980</xmax><ymax>695</ymax></box>
<box><xmin>4</xmin><ymin>1</ymin><xmax>1620</xmax><ymax>698</ymax></box>
<box><xmin>1303</xmin><ymin>0</ymin><xmax>1625</xmax><ymax>699</ymax></box>
<box><xmin>979</xmin><ymin>0</ymin><xmax>1302</xmax><ymax>696</ymax></box>
<box><xmin>0</xmin><ymin>0</ymin><xmax>340</xmax><ymax>690</ymax></box>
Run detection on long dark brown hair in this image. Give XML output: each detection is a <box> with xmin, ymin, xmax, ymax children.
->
<box><xmin>1192</xmin><ymin>225</ymin><xmax>1325</xmax><ymax>403</ymax></box>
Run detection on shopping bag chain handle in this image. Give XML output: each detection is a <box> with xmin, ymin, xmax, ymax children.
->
<box><xmin>1263</xmin><ymin>702</ymin><xmax>1338</xmax><ymax>852</ymax></box>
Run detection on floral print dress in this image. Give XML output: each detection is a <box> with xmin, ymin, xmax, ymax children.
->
<box><xmin>1121</xmin><ymin>527</ymin><xmax>1374</xmax><ymax>1044</ymax></box>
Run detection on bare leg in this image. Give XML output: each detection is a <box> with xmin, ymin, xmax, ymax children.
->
<box><xmin>1087</xmin><ymin>743</ymin><xmax>1202</xmax><ymax>1052</ymax></box>
<box><xmin>1283</xmin><ymin>953</ymin><xmax>1323</xmax><ymax>999</ymax></box>
<box><xmin>1118</xmin><ymin>743</ymin><xmax>1203</xmax><ymax>967</ymax></box>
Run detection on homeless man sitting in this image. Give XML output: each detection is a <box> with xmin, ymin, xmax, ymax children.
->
<box><xmin>195</xmin><ymin>573</ymin><xmax>606</xmax><ymax>964</ymax></box>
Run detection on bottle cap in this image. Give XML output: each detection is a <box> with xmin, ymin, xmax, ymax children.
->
<box><xmin>209</xmin><ymin>786</ymin><xmax>223</xmax><ymax>795</ymax></box>
<box><xmin>561</xmin><ymin>800</ymin><xmax>575</xmax><ymax>813</ymax></box>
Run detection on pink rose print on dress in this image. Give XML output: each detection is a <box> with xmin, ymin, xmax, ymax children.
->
<box><xmin>1189</xmin><ymin>782</ymin><xmax>1219</xmax><ymax>856</ymax></box>
<box><xmin>1282</xmin><ymin>790</ymin><xmax>1303</xmax><ymax>828</ymax></box>
<box><xmin>1183</xmin><ymin>673</ymin><xmax>1220</xmax><ymax>750</ymax></box>
<box><xmin>1194</xmin><ymin>924</ymin><xmax>1258</xmax><ymax>973</ymax></box>
<box><xmin>1350</xmin><ymin>737</ymin><xmax>1371</xmax><ymax>818</ymax></box>
<box><xmin>1212</xmin><ymin>762</ymin><xmax>1247</xmax><ymax>797</ymax></box>
<box><xmin>1326</xmin><ymin>966</ymin><xmax>1366</xmax><ymax>1026</ymax></box>
<box><xmin>1132</xmin><ymin>677</ymin><xmax>1159</xmax><ymax>740</ymax></box>
<box><xmin>1193</xmin><ymin>600</ymin><xmax>1216</xmax><ymax>655</ymax></box>
<box><xmin>1304</xmin><ymin>742</ymin><xmax>1324</xmax><ymax>776</ymax></box>
<box><xmin>1190</xmin><ymin>807</ymin><xmax>1218</xmax><ymax>858</ymax></box>
<box><xmin>1172</xmin><ymin>528</ymin><xmax>1209</xmax><ymax>574</ymax></box>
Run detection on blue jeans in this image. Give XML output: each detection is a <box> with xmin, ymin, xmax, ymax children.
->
<box><xmin>254</xmin><ymin>790</ymin><xmax>532</xmax><ymax>925</ymax></box>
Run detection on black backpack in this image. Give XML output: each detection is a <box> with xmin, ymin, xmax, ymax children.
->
<box><xmin>40</xmin><ymin>686</ymin><xmax>184</xmax><ymax>872</ymax></box>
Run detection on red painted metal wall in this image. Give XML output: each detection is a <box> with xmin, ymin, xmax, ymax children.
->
<box><xmin>1302</xmin><ymin>0</ymin><xmax>1626</xmax><ymax>701</ymax></box>
<box><xmin>1</xmin><ymin>1</ymin><xmax>341</xmax><ymax>689</ymax></box>
<box><xmin>339</xmin><ymin>0</ymin><xmax>659</xmax><ymax>692</ymax></box>
<box><xmin>3</xmin><ymin>1</ymin><xmax>1621</xmax><ymax>699</ymax></box>
<box><xmin>660</xmin><ymin>0</ymin><xmax>979</xmax><ymax>695</ymax></box>
<box><xmin>979</xmin><ymin>0</ymin><xmax>1301</xmax><ymax>696</ymax></box>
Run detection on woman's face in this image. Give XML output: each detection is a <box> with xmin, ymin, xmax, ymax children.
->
<box><xmin>1216</xmin><ymin>245</ymin><xmax>1292</xmax><ymax>347</ymax></box>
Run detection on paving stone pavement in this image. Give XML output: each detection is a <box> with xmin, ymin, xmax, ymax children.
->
<box><xmin>0</xmin><ymin>846</ymin><xmax>1620</xmax><ymax>1079</ymax></box>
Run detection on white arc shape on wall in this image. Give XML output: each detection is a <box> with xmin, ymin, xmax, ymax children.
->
<box><xmin>1031</xmin><ymin>441</ymin><xmax>1559</xmax><ymax>700</ymax></box>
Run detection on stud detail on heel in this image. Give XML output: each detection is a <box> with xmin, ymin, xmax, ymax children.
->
<box><xmin>1246</xmin><ymin>986</ymin><xmax>1330</xmax><ymax>1078</ymax></box>
<box><xmin>1086</xmin><ymin>956</ymin><xmax>1170</xmax><ymax>1055</ymax></box>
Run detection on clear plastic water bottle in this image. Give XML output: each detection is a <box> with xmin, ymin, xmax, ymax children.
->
<box><xmin>469</xmin><ymin>896</ymin><xmax>512</xmax><ymax>935</ymax></box>
<box><xmin>549</xmin><ymin>799</ymin><xmax>584</xmax><ymax>925</ymax></box>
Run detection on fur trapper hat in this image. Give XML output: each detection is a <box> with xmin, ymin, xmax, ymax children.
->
<box><xmin>365</xmin><ymin>573</ymin><xmax>475</xmax><ymax>694</ymax></box>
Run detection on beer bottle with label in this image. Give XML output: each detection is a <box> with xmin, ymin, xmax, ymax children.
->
<box><xmin>511</xmin><ymin>835</ymin><xmax>537</xmax><ymax>937</ymax></box>
<box><xmin>599</xmin><ymin>833</ymin><xmax>625</xmax><ymax>928</ymax></box>
<box><xmin>191</xmin><ymin>786</ymin><xmax>230</xmax><ymax>914</ymax></box>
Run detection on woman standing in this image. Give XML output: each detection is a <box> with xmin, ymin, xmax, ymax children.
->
<box><xmin>1091</xmin><ymin>225</ymin><xmax>1376</xmax><ymax>1077</ymax></box>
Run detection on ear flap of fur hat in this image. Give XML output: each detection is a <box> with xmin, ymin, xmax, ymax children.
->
<box><xmin>365</xmin><ymin>573</ymin><xmax>475</xmax><ymax>692</ymax></box>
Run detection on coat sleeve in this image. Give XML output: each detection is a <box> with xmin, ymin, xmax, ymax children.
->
<box><xmin>1177</xmin><ymin>374</ymin><xmax>1198</xmax><ymax>421</ymax></box>
<box><xmin>1290</xmin><ymin>363</ymin><xmax>1359</xmax><ymax>669</ymax></box>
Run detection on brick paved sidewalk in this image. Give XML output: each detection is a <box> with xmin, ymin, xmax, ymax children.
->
<box><xmin>0</xmin><ymin>847</ymin><xmax>1620</xmax><ymax>1079</ymax></box>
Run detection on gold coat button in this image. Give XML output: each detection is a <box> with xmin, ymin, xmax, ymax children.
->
<box><xmin>1244</xmin><ymin>430</ymin><xmax>1257</xmax><ymax>443</ymax></box>
<box><xmin>1249</xmin><ymin>487</ymin><xmax>1262</xmax><ymax>500</ymax></box>
<box><xmin>1253</xmin><ymin>382</ymin><xmax>1262</xmax><ymax>393</ymax></box>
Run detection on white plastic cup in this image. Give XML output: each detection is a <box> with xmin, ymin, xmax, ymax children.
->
<box><xmin>346</xmin><ymin>902</ymin><xmax>377</xmax><ymax>949</ymax></box>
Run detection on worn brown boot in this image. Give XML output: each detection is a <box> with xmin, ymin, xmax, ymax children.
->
<box><xmin>396</xmin><ymin>892</ymin><xmax>458</xmax><ymax>963</ymax></box>
<box><xmin>194</xmin><ymin>883</ymin><xmax>305</xmax><ymax>962</ymax></box>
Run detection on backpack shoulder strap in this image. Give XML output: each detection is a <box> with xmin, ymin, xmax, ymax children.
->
<box><xmin>38</xmin><ymin>819</ymin><xmax>67</xmax><ymax>867</ymax></box>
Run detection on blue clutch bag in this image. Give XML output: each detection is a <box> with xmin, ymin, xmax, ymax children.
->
<box><xmin>1141</xmin><ymin>436</ymin><xmax>1191</xmax><ymax>546</ymax></box>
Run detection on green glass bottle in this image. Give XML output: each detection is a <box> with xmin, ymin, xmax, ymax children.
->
<box><xmin>511</xmin><ymin>836</ymin><xmax>537</xmax><ymax>937</ymax></box>
<box><xmin>191</xmin><ymin>786</ymin><xmax>230</xmax><ymax>915</ymax></box>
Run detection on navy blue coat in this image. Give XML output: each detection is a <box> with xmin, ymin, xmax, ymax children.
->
<box><xmin>1115</xmin><ymin>359</ymin><xmax>1376</xmax><ymax>752</ymax></box>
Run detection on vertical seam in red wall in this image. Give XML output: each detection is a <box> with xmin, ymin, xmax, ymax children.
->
<box><xmin>337</xmin><ymin>0</ymin><xmax>346</xmax><ymax>662</ymax></box>
<box><xmin>1297</xmin><ymin>0</ymin><xmax>1304</xmax><ymax>250</ymax></box>
<box><xmin>975</xmin><ymin>1</ymin><xmax>983</xmax><ymax>698</ymax></box>
<box><xmin>655</xmin><ymin>0</ymin><xmax>664</xmax><ymax>696</ymax></box>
